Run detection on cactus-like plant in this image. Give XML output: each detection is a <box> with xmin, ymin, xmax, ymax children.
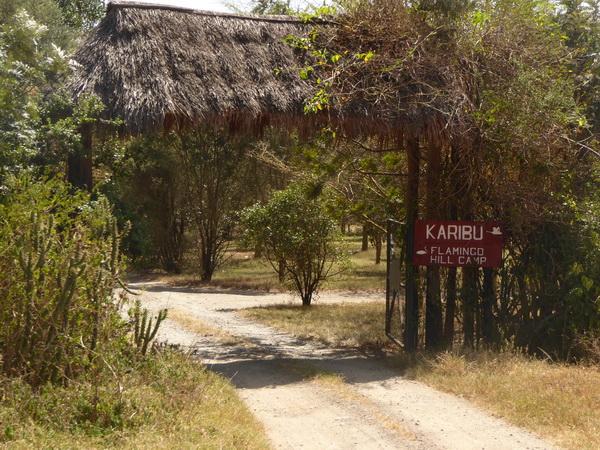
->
<box><xmin>131</xmin><ymin>301</ymin><xmax>168</xmax><ymax>355</ymax></box>
<box><xmin>0</xmin><ymin>176</ymin><xmax>130</xmax><ymax>386</ymax></box>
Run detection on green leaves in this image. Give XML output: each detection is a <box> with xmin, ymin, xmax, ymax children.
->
<box><xmin>54</xmin><ymin>0</ymin><xmax>104</xmax><ymax>30</ymax></box>
<box><xmin>0</xmin><ymin>1</ymin><xmax>80</xmax><ymax>181</ymax></box>
<box><xmin>299</xmin><ymin>65</ymin><xmax>314</xmax><ymax>79</ymax></box>
<box><xmin>241</xmin><ymin>182</ymin><xmax>346</xmax><ymax>305</ymax></box>
<box><xmin>471</xmin><ymin>10</ymin><xmax>490</xmax><ymax>28</ymax></box>
<box><xmin>303</xmin><ymin>87</ymin><xmax>330</xmax><ymax>114</ymax></box>
<box><xmin>355</xmin><ymin>51</ymin><xmax>375</xmax><ymax>62</ymax></box>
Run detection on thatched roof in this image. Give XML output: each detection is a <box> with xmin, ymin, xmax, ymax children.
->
<box><xmin>68</xmin><ymin>2</ymin><xmax>467</xmax><ymax>144</ymax></box>
<box><xmin>67</xmin><ymin>2</ymin><xmax>329</xmax><ymax>135</ymax></box>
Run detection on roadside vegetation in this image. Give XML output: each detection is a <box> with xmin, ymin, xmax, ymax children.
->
<box><xmin>0</xmin><ymin>350</ymin><xmax>269</xmax><ymax>449</ymax></box>
<box><xmin>150</xmin><ymin>232</ymin><xmax>387</xmax><ymax>293</ymax></box>
<box><xmin>0</xmin><ymin>176</ymin><xmax>269</xmax><ymax>448</ymax></box>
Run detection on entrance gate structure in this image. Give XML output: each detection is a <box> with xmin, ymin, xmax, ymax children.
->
<box><xmin>386</xmin><ymin>219</ymin><xmax>503</xmax><ymax>350</ymax></box>
<box><xmin>386</xmin><ymin>219</ymin><xmax>421</xmax><ymax>349</ymax></box>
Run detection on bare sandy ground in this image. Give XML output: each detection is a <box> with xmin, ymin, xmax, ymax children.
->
<box><xmin>127</xmin><ymin>280</ymin><xmax>557</xmax><ymax>450</ymax></box>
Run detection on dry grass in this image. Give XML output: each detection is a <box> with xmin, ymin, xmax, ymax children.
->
<box><xmin>399</xmin><ymin>351</ymin><xmax>600</xmax><ymax>450</ymax></box>
<box><xmin>211</xmin><ymin>256</ymin><xmax>283</xmax><ymax>291</ymax></box>
<box><xmin>150</xmin><ymin>234</ymin><xmax>387</xmax><ymax>293</ymax></box>
<box><xmin>0</xmin><ymin>350</ymin><xmax>270</xmax><ymax>449</ymax></box>
<box><xmin>325</xmin><ymin>234</ymin><xmax>387</xmax><ymax>292</ymax></box>
<box><xmin>239</xmin><ymin>301</ymin><xmax>389</xmax><ymax>350</ymax></box>
<box><xmin>243</xmin><ymin>302</ymin><xmax>600</xmax><ymax>449</ymax></box>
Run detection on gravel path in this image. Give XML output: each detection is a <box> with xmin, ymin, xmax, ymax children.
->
<box><xmin>128</xmin><ymin>281</ymin><xmax>557</xmax><ymax>450</ymax></box>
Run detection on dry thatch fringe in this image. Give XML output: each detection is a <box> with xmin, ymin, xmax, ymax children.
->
<box><xmin>67</xmin><ymin>2</ymin><xmax>332</xmax><ymax>135</ymax></box>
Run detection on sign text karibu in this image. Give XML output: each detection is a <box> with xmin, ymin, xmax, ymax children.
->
<box><xmin>412</xmin><ymin>220</ymin><xmax>503</xmax><ymax>268</ymax></box>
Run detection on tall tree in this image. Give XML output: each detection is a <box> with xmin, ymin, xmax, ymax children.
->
<box><xmin>110</xmin><ymin>134</ymin><xmax>188</xmax><ymax>273</ymax></box>
<box><xmin>111</xmin><ymin>130</ymin><xmax>255</xmax><ymax>281</ymax></box>
<box><xmin>557</xmin><ymin>0</ymin><xmax>600</xmax><ymax>133</ymax></box>
<box><xmin>0</xmin><ymin>0</ymin><xmax>76</xmax><ymax>181</ymax></box>
<box><xmin>178</xmin><ymin>130</ymin><xmax>251</xmax><ymax>282</ymax></box>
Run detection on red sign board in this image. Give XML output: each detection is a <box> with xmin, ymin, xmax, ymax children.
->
<box><xmin>412</xmin><ymin>220</ymin><xmax>503</xmax><ymax>268</ymax></box>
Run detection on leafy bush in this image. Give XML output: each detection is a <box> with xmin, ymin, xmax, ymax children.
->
<box><xmin>242</xmin><ymin>182</ymin><xmax>347</xmax><ymax>305</ymax></box>
<box><xmin>0</xmin><ymin>175</ymin><xmax>129</xmax><ymax>386</ymax></box>
<box><xmin>497</xmin><ymin>220</ymin><xmax>600</xmax><ymax>359</ymax></box>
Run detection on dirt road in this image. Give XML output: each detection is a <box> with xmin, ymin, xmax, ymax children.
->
<box><xmin>129</xmin><ymin>280</ymin><xmax>556</xmax><ymax>450</ymax></box>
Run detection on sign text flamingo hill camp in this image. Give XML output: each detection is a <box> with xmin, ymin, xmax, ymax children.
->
<box><xmin>412</xmin><ymin>220</ymin><xmax>503</xmax><ymax>268</ymax></box>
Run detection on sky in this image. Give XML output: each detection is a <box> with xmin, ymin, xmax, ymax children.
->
<box><xmin>117</xmin><ymin>0</ymin><xmax>324</xmax><ymax>14</ymax></box>
<box><xmin>118</xmin><ymin>0</ymin><xmax>235</xmax><ymax>13</ymax></box>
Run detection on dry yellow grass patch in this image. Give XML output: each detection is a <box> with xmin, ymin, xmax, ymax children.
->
<box><xmin>403</xmin><ymin>351</ymin><xmax>600</xmax><ymax>450</ymax></box>
<box><xmin>240</xmin><ymin>302</ymin><xmax>388</xmax><ymax>349</ymax></box>
<box><xmin>0</xmin><ymin>351</ymin><xmax>270</xmax><ymax>449</ymax></box>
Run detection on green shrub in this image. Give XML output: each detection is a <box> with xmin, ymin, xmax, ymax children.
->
<box><xmin>241</xmin><ymin>182</ymin><xmax>348</xmax><ymax>305</ymax></box>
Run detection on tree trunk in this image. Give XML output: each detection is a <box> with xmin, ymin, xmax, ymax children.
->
<box><xmin>425</xmin><ymin>266</ymin><xmax>442</xmax><ymax>348</ymax></box>
<box><xmin>374</xmin><ymin>232</ymin><xmax>382</xmax><ymax>264</ymax></box>
<box><xmin>456</xmin><ymin>142</ymin><xmax>478</xmax><ymax>348</ymax></box>
<box><xmin>444</xmin><ymin>267</ymin><xmax>457</xmax><ymax>347</ymax></box>
<box><xmin>443</xmin><ymin>159</ymin><xmax>459</xmax><ymax>348</ymax></box>
<box><xmin>481</xmin><ymin>268</ymin><xmax>495</xmax><ymax>343</ymax></box>
<box><xmin>361</xmin><ymin>225</ymin><xmax>369</xmax><ymax>251</ymax></box>
<box><xmin>201</xmin><ymin>251</ymin><xmax>214</xmax><ymax>282</ymax></box>
<box><xmin>462</xmin><ymin>267</ymin><xmax>478</xmax><ymax>347</ymax></box>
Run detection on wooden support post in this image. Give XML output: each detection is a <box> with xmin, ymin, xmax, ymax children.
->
<box><xmin>67</xmin><ymin>125</ymin><xmax>93</xmax><ymax>190</ymax></box>
<box><xmin>425</xmin><ymin>139</ymin><xmax>443</xmax><ymax>348</ymax></box>
<box><xmin>481</xmin><ymin>267</ymin><xmax>495</xmax><ymax>343</ymax></box>
<box><xmin>404</xmin><ymin>135</ymin><xmax>420</xmax><ymax>351</ymax></box>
